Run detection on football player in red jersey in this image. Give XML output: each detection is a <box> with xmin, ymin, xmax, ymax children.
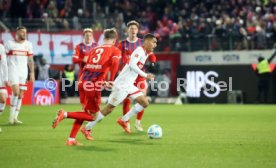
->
<box><xmin>72</xmin><ymin>28</ymin><xmax>97</xmax><ymax>107</ymax></box>
<box><xmin>52</xmin><ymin>28</ymin><xmax>121</xmax><ymax>146</ymax></box>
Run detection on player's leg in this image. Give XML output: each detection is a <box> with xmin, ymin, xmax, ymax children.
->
<box><xmin>52</xmin><ymin>82</ymin><xmax>102</xmax><ymax>129</ymax></box>
<box><xmin>66</xmin><ymin>119</ymin><xmax>84</xmax><ymax>146</ymax></box>
<box><xmin>0</xmin><ymin>88</ymin><xmax>7</xmax><ymax>132</ymax></box>
<box><xmin>66</xmin><ymin>83</ymin><xmax>91</xmax><ymax>142</ymax></box>
<box><xmin>117</xmin><ymin>86</ymin><xmax>147</xmax><ymax>133</ymax></box>
<box><xmin>0</xmin><ymin>82</ymin><xmax>7</xmax><ymax>132</ymax></box>
<box><xmin>52</xmin><ymin>109</ymin><xmax>94</xmax><ymax>128</ymax></box>
<box><xmin>80</xmin><ymin>85</ymin><xmax>102</xmax><ymax>140</ymax></box>
<box><xmin>121</xmin><ymin>94</ymin><xmax>148</xmax><ymax>123</ymax></box>
<box><xmin>122</xmin><ymin>98</ymin><xmax>131</xmax><ymax>130</ymax></box>
<box><xmin>123</xmin><ymin>98</ymin><xmax>131</xmax><ymax>115</ymax></box>
<box><xmin>82</xmin><ymin>86</ymin><xmax>127</xmax><ymax>136</ymax></box>
<box><xmin>14</xmin><ymin>86</ymin><xmax>26</xmax><ymax>124</ymax></box>
<box><xmin>78</xmin><ymin>83</ymin><xmax>86</xmax><ymax>109</ymax></box>
<box><xmin>0</xmin><ymin>89</ymin><xmax>7</xmax><ymax>115</ymax></box>
<box><xmin>9</xmin><ymin>84</ymin><xmax>20</xmax><ymax>124</ymax></box>
<box><xmin>135</xmin><ymin>80</ymin><xmax>148</xmax><ymax>131</ymax></box>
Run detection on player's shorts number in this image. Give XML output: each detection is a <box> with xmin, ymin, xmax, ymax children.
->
<box><xmin>93</xmin><ymin>48</ymin><xmax>104</xmax><ymax>63</ymax></box>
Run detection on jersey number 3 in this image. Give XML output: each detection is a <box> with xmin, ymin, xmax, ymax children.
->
<box><xmin>92</xmin><ymin>48</ymin><xmax>104</xmax><ymax>63</ymax></box>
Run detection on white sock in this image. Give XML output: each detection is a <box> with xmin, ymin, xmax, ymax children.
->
<box><xmin>14</xmin><ymin>98</ymin><xmax>22</xmax><ymax>119</ymax></box>
<box><xmin>135</xmin><ymin>119</ymin><xmax>141</xmax><ymax>125</ymax></box>
<box><xmin>10</xmin><ymin>96</ymin><xmax>18</xmax><ymax>119</ymax></box>
<box><xmin>68</xmin><ymin>138</ymin><xmax>75</xmax><ymax>141</ymax></box>
<box><xmin>85</xmin><ymin>112</ymin><xmax>104</xmax><ymax>130</ymax></box>
<box><xmin>64</xmin><ymin>112</ymin><xmax>68</xmax><ymax>118</ymax></box>
<box><xmin>0</xmin><ymin>103</ymin><xmax>5</xmax><ymax>114</ymax></box>
<box><xmin>122</xmin><ymin>104</ymin><xmax>144</xmax><ymax>122</ymax></box>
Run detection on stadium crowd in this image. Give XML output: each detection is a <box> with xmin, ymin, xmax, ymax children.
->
<box><xmin>0</xmin><ymin>0</ymin><xmax>275</xmax><ymax>51</ymax></box>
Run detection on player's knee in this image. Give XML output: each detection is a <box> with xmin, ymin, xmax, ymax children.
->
<box><xmin>136</xmin><ymin>96</ymin><xmax>149</xmax><ymax>108</ymax></box>
<box><xmin>18</xmin><ymin>94</ymin><xmax>24</xmax><ymax>99</ymax></box>
<box><xmin>12</xmin><ymin>92</ymin><xmax>20</xmax><ymax>97</ymax></box>
<box><xmin>139</xmin><ymin>98</ymin><xmax>149</xmax><ymax>108</ymax></box>
<box><xmin>142</xmin><ymin>101</ymin><xmax>149</xmax><ymax>108</ymax></box>
<box><xmin>107</xmin><ymin>104</ymin><xmax>115</xmax><ymax>112</ymax></box>
<box><xmin>102</xmin><ymin>104</ymin><xmax>115</xmax><ymax>116</ymax></box>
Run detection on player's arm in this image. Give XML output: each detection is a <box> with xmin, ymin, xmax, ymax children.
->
<box><xmin>268</xmin><ymin>49</ymin><xmax>276</xmax><ymax>63</ymax></box>
<box><xmin>129</xmin><ymin>49</ymin><xmax>154</xmax><ymax>80</ymax></box>
<box><xmin>109</xmin><ymin>50</ymin><xmax>122</xmax><ymax>81</ymax></box>
<box><xmin>72</xmin><ymin>45</ymin><xmax>83</xmax><ymax>63</ymax></box>
<box><xmin>104</xmin><ymin>57</ymin><xmax>120</xmax><ymax>88</ymax></box>
<box><xmin>148</xmin><ymin>53</ymin><xmax>157</xmax><ymax>73</ymax></box>
<box><xmin>28</xmin><ymin>44</ymin><xmax>35</xmax><ymax>82</ymax></box>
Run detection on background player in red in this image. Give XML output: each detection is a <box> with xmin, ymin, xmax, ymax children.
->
<box><xmin>117</xmin><ymin>20</ymin><xmax>156</xmax><ymax>131</ymax></box>
<box><xmin>52</xmin><ymin>28</ymin><xmax>121</xmax><ymax>146</ymax></box>
<box><xmin>72</xmin><ymin>28</ymin><xmax>97</xmax><ymax>107</ymax></box>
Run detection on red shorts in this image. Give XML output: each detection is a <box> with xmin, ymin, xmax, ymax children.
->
<box><xmin>78</xmin><ymin>81</ymin><xmax>102</xmax><ymax>113</ymax></box>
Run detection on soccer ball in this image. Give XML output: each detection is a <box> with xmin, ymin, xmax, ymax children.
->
<box><xmin>147</xmin><ymin>124</ymin><xmax>162</xmax><ymax>139</ymax></box>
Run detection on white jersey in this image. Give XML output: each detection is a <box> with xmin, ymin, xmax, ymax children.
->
<box><xmin>0</xmin><ymin>44</ymin><xmax>8</xmax><ymax>84</ymax></box>
<box><xmin>114</xmin><ymin>46</ymin><xmax>148</xmax><ymax>87</ymax></box>
<box><xmin>5</xmin><ymin>40</ymin><xmax>33</xmax><ymax>79</ymax></box>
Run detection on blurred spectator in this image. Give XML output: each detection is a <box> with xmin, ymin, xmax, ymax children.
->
<box><xmin>1</xmin><ymin>0</ymin><xmax>276</xmax><ymax>51</ymax></box>
<box><xmin>37</xmin><ymin>57</ymin><xmax>50</xmax><ymax>81</ymax></box>
<box><xmin>62</xmin><ymin>64</ymin><xmax>76</xmax><ymax>97</ymax></box>
<box><xmin>255</xmin><ymin>25</ymin><xmax>267</xmax><ymax>49</ymax></box>
<box><xmin>10</xmin><ymin>0</ymin><xmax>28</xmax><ymax>18</ymax></box>
<box><xmin>0</xmin><ymin>0</ymin><xmax>11</xmax><ymax>18</ymax></box>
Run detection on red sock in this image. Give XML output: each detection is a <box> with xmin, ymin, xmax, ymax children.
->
<box><xmin>69</xmin><ymin>119</ymin><xmax>83</xmax><ymax>138</ymax></box>
<box><xmin>67</xmin><ymin>112</ymin><xmax>94</xmax><ymax>121</ymax></box>
<box><xmin>123</xmin><ymin>98</ymin><xmax>131</xmax><ymax>115</ymax></box>
<box><xmin>136</xmin><ymin>110</ymin><xmax>144</xmax><ymax>120</ymax></box>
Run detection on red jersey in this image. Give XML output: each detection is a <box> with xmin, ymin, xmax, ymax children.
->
<box><xmin>82</xmin><ymin>44</ymin><xmax>121</xmax><ymax>82</ymax></box>
<box><xmin>117</xmin><ymin>38</ymin><xmax>156</xmax><ymax>82</ymax></box>
<box><xmin>117</xmin><ymin>38</ymin><xmax>143</xmax><ymax>66</ymax></box>
<box><xmin>72</xmin><ymin>42</ymin><xmax>97</xmax><ymax>77</ymax></box>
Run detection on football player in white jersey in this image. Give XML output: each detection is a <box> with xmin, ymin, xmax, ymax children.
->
<box><xmin>71</xmin><ymin>33</ymin><xmax>157</xmax><ymax>134</ymax></box>
<box><xmin>5</xmin><ymin>26</ymin><xmax>35</xmax><ymax>124</ymax></box>
<box><xmin>0</xmin><ymin>44</ymin><xmax>8</xmax><ymax>131</ymax></box>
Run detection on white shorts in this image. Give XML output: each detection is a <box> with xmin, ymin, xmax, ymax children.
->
<box><xmin>108</xmin><ymin>85</ymin><xmax>143</xmax><ymax>106</ymax></box>
<box><xmin>8</xmin><ymin>73</ymin><xmax>28</xmax><ymax>90</ymax></box>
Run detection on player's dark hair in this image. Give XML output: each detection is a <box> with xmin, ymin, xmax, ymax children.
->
<box><xmin>16</xmin><ymin>26</ymin><xmax>27</xmax><ymax>31</ymax></box>
<box><xmin>127</xmin><ymin>20</ymin><xmax>139</xmax><ymax>28</ymax></box>
<box><xmin>104</xmin><ymin>28</ymin><xmax>118</xmax><ymax>40</ymax></box>
<box><xmin>143</xmin><ymin>33</ymin><xmax>156</xmax><ymax>41</ymax></box>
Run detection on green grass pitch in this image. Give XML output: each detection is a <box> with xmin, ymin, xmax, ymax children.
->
<box><xmin>0</xmin><ymin>104</ymin><xmax>276</xmax><ymax>168</ymax></box>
